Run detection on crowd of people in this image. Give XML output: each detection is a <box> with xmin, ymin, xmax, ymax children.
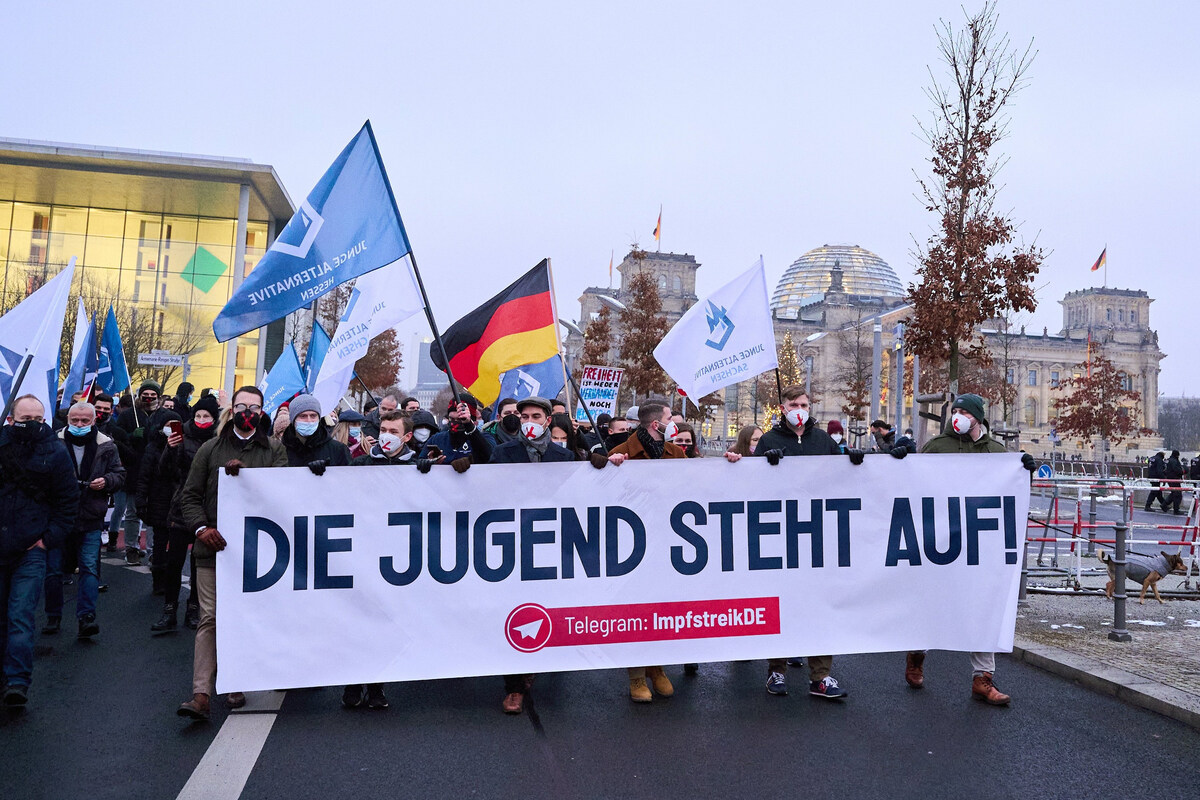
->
<box><xmin>0</xmin><ymin>378</ymin><xmax>1122</xmax><ymax>718</ymax></box>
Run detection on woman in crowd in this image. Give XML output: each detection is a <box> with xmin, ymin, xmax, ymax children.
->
<box><xmin>135</xmin><ymin>404</ymin><xmax>184</xmax><ymax>599</ymax></box>
<box><xmin>728</xmin><ymin>424</ymin><xmax>763</xmax><ymax>457</ymax></box>
<box><xmin>673</xmin><ymin>422</ymin><xmax>702</xmax><ymax>458</ymax></box>
<box><xmin>330</xmin><ymin>409</ymin><xmax>370</xmax><ymax>459</ymax></box>
<box><xmin>549</xmin><ymin>412</ymin><xmax>587</xmax><ymax>460</ymax></box>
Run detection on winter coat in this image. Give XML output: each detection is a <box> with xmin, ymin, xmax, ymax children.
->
<box><xmin>1122</xmin><ymin>551</ymin><xmax>1179</xmax><ymax>584</ymax></box>
<box><xmin>920</xmin><ymin>424</ymin><xmax>1006</xmax><ymax>455</ymax></box>
<box><xmin>609</xmin><ymin>431</ymin><xmax>687</xmax><ymax>461</ymax></box>
<box><xmin>57</xmin><ymin>428</ymin><xmax>125</xmax><ymax>532</ymax></box>
<box><xmin>753</xmin><ymin>418</ymin><xmax>841</xmax><ymax>458</ymax></box>
<box><xmin>114</xmin><ymin>402</ymin><xmax>156</xmax><ymax>487</ymax></box>
<box><xmin>1164</xmin><ymin>456</ymin><xmax>1185</xmax><ymax>484</ymax></box>
<box><xmin>1190</xmin><ymin>457</ymin><xmax>1200</xmax><ymax>481</ymax></box>
<box><xmin>0</xmin><ymin>422</ymin><xmax>79</xmax><ymax>562</ymax></box>
<box><xmin>351</xmin><ymin>445</ymin><xmax>419</xmax><ymax>467</ymax></box>
<box><xmin>1147</xmin><ymin>455</ymin><xmax>1166</xmax><ymax>480</ymax></box>
<box><xmin>361</xmin><ymin>408</ymin><xmax>383</xmax><ymax>442</ymax></box>
<box><xmin>489</xmin><ymin>439</ymin><xmax>575</xmax><ymax>464</ymax></box>
<box><xmin>420</xmin><ymin>425</ymin><xmax>494</xmax><ymax>464</ymax></box>
<box><xmin>280</xmin><ymin>422</ymin><xmax>351</xmax><ymax>469</ymax></box>
<box><xmin>164</xmin><ymin>419</ymin><xmax>218</xmax><ymax>531</ymax></box>
<box><xmin>134</xmin><ymin>409</ymin><xmax>184</xmax><ymax>529</ymax></box>
<box><xmin>178</xmin><ymin>428</ymin><xmax>288</xmax><ymax>565</ymax></box>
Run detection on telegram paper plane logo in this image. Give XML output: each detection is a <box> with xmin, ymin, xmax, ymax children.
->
<box><xmin>505</xmin><ymin>604</ymin><xmax>553</xmax><ymax>652</ymax></box>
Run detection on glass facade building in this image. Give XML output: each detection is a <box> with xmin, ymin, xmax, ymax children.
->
<box><xmin>0</xmin><ymin>138</ymin><xmax>293</xmax><ymax>396</ymax></box>
<box><xmin>771</xmin><ymin>244</ymin><xmax>904</xmax><ymax>317</ymax></box>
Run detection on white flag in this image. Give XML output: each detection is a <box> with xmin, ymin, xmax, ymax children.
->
<box><xmin>0</xmin><ymin>256</ymin><xmax>78</xmax><ymax>417</ymax></box>
<box><xmin>310</xmin><ymin>258</ymin><xmax>425</xmax><ymax>412</ymax></box>
<box><xmin>653</xmin><ymin>257</ymin><xmax>778</xmax><ymax>404</ymax></box>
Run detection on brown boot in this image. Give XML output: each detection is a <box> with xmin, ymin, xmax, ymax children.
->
<box><xmin>628</xmin><ymin>676</ymin><xmax>652</xmax><ymax>703</ymax></box>
<box><xmin>177</xmin><ymin>693</ymin><xmax>211</xmax><ymax>720</ymax></box>
<box><xmin>646</xmin><ymin>666</ymin><xmax>674</xmax><ymax>697</ymax></box>
<box><xmin>905</xmin><ymin>651</ymin><xmax>925</xmax><ymax>689</ymax></box>
<box><xmin>971</xmin><ymin>673</ymin><xmax>1010</xmax><ymax>705</ymax></box>
<box><xmin>502</xmin><ymin>692</ymin><xmax>524</xmax><ymax>714</ymax></box>
<box><xmin>226</xmin><ymin>692</ymin><xmax>246</xmax><ymax>709</ymax></box>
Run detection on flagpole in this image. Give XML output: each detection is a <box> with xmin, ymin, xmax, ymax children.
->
<box><xmin>0</xmin><ymin>354</ymin><xmax>35</xmax><ymax>422</ymax></box>
<box><xmin>364</xmin><ymin>121</ymin><xmax>461</xmax><ymax>404</ymax></box>
<box><xmin>1104</xmin><ymin>243</ymin><xmax>1108</xmax><ymax>288</ymax></box>
<box><xmin>547</xmin><ymin>259</ymin><xmax>608</xmax><ymax>454</ymax></box>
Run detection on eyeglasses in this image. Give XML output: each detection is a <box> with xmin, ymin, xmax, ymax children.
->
<box><xmin>233</xmin><ymin>404</ymin><xmax>263</xmax><ymax>413</ymax></box>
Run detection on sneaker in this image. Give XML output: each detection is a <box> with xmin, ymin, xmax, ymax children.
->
<box><xmin>766</xmin><ymin>671</ymin><xmax>788</xmax><ymax>696</ymax></box>
<box><xmin>502</xmin><ymin>691</ymin><xmax>524</xmax><ymax>714</ymax></box>
<box><xmin>125</xmin><ymin>547</ymin><xmax>141</xmax><ymax>566</ymax></box>
<box><xmin>77</xmin><ymin>613</ymin><xmax>99</xmax><ymax>639</ymax></box>
<box><xmin>809</xmin><ymin>676</ymin><xmax>848</xmax><ymax>700</ymax></box>
<box><xmin>42</xmin><ymin>616</ymin><xmax>61</xmax><ymax>635</ymax></box>
<box><xmin>342</xmin><ymin>684</ymin><xmax>365</xmax><ymax>708</ymax></box>
<box><xmin>365</xmin><ymin>685</ymin><xmax>389</xmax><ymax>709</ymax></box>
<box><xmin>3</xmin><ymin>684</ymin><xmax>28</xmax><ymax>706</ymax></box>
<box><xmin>786</xmin><ymin>657</ymin><xmax>805</xmax><ymax>667</ymax></box>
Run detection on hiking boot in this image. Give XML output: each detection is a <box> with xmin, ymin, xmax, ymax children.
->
<box><xmin>151</xmin><ymin>604</ymin><xmax>177</xmax><ymax>634</ymax></box>
<box><xmin>77</xmin><ymin>613</ymin><xmax>99</xmax><ymax>639</ymax></box>
<box><xmin>502</xmin><ymin>692</ymin><xmax>524</xmax><ymax>714</ymax></box>
<box><xmin>629</xmin><ymin>676</ymin><xmax>652</xmax><ymax>703</ymax></box>
<box><xmin>226</xmin><ymin>692</ymin><xmax>246</xmax><ymax>709</ymax></box>
<box><xmin>809</xmin><ymin>676</ymin><xmax>848</xmax><ymax>700</ymax></box>
<box><xmin>184</xmin><ymin>604</ymin><xmax>200</xmax><ymax>630</ymax></box>
<box><xmin>971</xmin><ymin>672</ymin><xmax>1010</xmax><ymax>705</ymax></box>
<box><xmin>177</xmin><ymin>693</ymin><xmax>210</xmax><ymax>720</ymax></box>
<box><xmin>125</xmin><ymin>547</ymin><xmax>141</xmax><ymax>566</ymax></box>
<box><xmin>365</xmin><ymin>685</ymin><xmax>388</xmax><ymax>709</ymax></box>
<box><xmin>905</xmin><ymin>651</ymin><xmax>926</xmax><ymax>689</ymax></box>
<box><xmin>42</xmin><ymin>616</ymin><xmax>61</xmax><ymax>635</ymax></box>
<box><xmin>766</xmin><ymin>671</ymin><xmax>788</xmax><ymax>696</ymax></box>
<box><xmin>646</xmin><ymin>666</ymin><xmax>674</xmax><ymax>697</ymax></box>
<box><xmin>342</xmin><ymin>684</ymin><xmax>365</xmax><ymax>708</ymax></box>
<box><xmin>3</xmin><ymin>684</ymin><xmax>28</xmax><ymax>706</ymax></box>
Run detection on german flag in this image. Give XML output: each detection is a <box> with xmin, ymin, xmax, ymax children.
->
<box><xmin>431</xmin><ymin>260</ymin><xmax>558</xmax><ymax>404</ymax></box>
<box><xmin>1090</xmin><ymin>247</ymin><xmax>1106</xmax><ymax>272</ymax></box>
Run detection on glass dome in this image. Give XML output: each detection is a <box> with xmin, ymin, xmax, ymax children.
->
<box><xmin>771</xmin><ymin>244</ymin><xmax>903</xmax><ymax>315</ymax></box>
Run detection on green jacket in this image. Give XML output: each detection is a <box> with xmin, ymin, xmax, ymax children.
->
<box><xmin>180</xmin><ymin>431</ymin><xmax>288</xmax><ymax>564</ymax></box>
<box><xmin>920</xmin><ymin>428</ymin><xmax>1006</xmax><ymax>455</ymax></box>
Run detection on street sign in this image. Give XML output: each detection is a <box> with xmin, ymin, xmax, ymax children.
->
<box><xmin>1036</xmin><ymin>464</ymin><xmax>1053</xmax><ymax>479</ymax></box>
<box><xmin>137</xmin><ymin>352</ymin><xmax>185</xmax><ymax>367</ymax></box>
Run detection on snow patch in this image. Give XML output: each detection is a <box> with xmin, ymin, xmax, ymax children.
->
<box><xmin>1127</xmin><ymin>620</ymin><xmax>1167</xmax><ymax>626</ymax></box>
<box><xmin>1184</xmin><ymin>620</ymin><xmax>1200</xmax><ymax>628</ymax></box>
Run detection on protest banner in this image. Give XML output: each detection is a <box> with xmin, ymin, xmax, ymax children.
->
<box><xmin>574</xmin><ymin>365</ymin><xmax>623</xmax><ymax>423</ymax></box>
<box><xmin>215</xmin><ymin>454</ymin><xmax>1029</xmax><ymax>693</ymax></box>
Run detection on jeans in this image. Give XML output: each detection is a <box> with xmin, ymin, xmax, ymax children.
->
<box><xmin>44</xmin><ymin>531</ymin><xmax>102</xmax><ymax>619</ymax></box>
<box><xmin>122</xmin><ymin>496</ymin><xmax>141</xmax><ymax>550</ymax></box>
<box><xmin>109</xmin><ymin>491</ymin><xmax>127</xmax><ymax>535</ymax></box>
<box><xmin>1</xmin><ymin>547</ymin><xmax>47</xmax><ymax>688</ymax></box>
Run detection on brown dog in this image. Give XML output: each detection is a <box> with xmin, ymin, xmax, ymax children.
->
<box><xmin>1099</xmin><ymin>550</ymin><xmax>1186</xmax><ymax>604</ymax></box>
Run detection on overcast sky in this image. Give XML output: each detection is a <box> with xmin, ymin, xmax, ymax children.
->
<box><xmin>4</xmin><ymin>1</ymin><xmax>1197</xmax><ymax>396</ymax></box>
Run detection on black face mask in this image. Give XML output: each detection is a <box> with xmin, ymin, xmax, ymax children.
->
<box><xmin>7</xmin><ymin>420</ymin><xmax>43</xmax><ymax>443</ymax></box>
<box><xmin>233</xmin><ymin>410</ymin><xmax>260</xmax><ymax>432</ymax></box>
<box><xmin>95</xmin><ymin>411</ymin><xmax>110</xmax><ymax>424</ymax></box>
<box><xmin>500</xmin><ymin>414</ymin><xmax>521</xmax><ymax>434</ymax></box>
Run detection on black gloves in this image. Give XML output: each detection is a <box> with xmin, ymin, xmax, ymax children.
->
<box><xmin>224</xmin><ymin>459</ymin><xmax>244</xmax><ymax>476</ymax></box>
<box><xmin>889</xmin><ymin>446</ymin><xmax>909</xmax><ymax>460</ymax></box>
<box><xmin>589</xmin><ymin>452</ymin><xmax>609</xmax><ymax>470</ymax></box>
<box><xmin>451</xmin><ymin>457</ymin><xmax>471</xmax><ymax>474</ymax></box>
<box><xmin>307</xmin><ymin>460</ymin><xmax>327</xmax><ymax>476</ymax></box>
<box><xmin>763</xmin><ymin>449</ymin><xmax>785</xmax><ymax>466</ymax></box>
<box><xmin>417</xmin><ymin>458</ymin><xmax>435</xmax><ymax>474</ymax></box>
<box><xmin>847</xmin><ymin>449</ymin><xmax>865</xmax><ymax>465</ymax></box>
<box><xmin>1021</xmin><ymin>453</ymin><xmax>1036</xmax><ymax>473</ymax></box>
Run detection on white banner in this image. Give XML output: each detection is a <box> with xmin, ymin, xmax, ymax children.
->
<box><xmin>574</xmin><ymin>364</ymin><xmax>623</xmax><ymax>423</ymax></box>
<box><xmin>215</xmin><ymin>454</ymin><xmax>1029</xmax><ymax>693</ymax></box>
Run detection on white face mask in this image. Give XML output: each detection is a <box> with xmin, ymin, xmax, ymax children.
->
<box><xmin>830</xmin><ymin>432</ymin><xmax>843</xmax><ymax>444</ymax></box>
<box><xmin>521</xmin><ymin>421</ymin><xmax>546</xmax><ymax>440</ymax></box>
<box><xmin>412</xmin><ymin>428</ymin><xmax>432</xmax><ymax>443</ymax></box>
<box><xmin>379</xmin><ymin>432</ymin><xmax>404</xmax><ymax>453</ymax></box>
<box><xmin>951</xmin><ymin>412</ymin><xmax>973</xmax><ymax>435</ymax></box>
<box><xmin>663</xmin><ymin>420</ymin><xmax>679</xmax><ymax>440</ymax></box>
<box><xmin>785</xmin><ymin>408</ymin><xmax>809</xmax><ymax>428</ymax></box>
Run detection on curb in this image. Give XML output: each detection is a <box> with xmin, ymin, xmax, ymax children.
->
<box><xmin>1012</xmin><ymin>636</ymin><xmax>1200</xmax><ymax>730</ymax></box>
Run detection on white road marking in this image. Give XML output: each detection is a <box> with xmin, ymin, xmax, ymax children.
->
<box><xmin>176</xmin><ymin>691</ymin><xmax>287</xmax><ymax>800</ymax></box>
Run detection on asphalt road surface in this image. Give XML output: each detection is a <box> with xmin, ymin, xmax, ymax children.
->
<box><xmin>4</xmin><ymin>554</ymin><xmax>1200</xmax><ymax>800</ymax></box>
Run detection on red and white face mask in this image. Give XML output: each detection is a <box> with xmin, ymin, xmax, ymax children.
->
<box><xmin>663</xmin><ymin>420</ymin><xmax>679</xmax><ymax>440</ymax></box>
<box><xmin>521</xmin><ymin>421</ymin><xmax>546</xmax><ymax>440</ymax></box>
<box><xmin>951</xmin><ymin>412</ymin><xmax>973</xmax><ymax>435</ymax></box>
<box><xmin>785</xmin><ymin>408</ymin><xmax>809</xmax><ymax>428</ymax></box>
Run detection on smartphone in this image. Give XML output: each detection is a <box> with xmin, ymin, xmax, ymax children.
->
<box><xmin>168</xmin><ymin>420</ymin><xmax>183</xmax><ymax>437</ymax></box>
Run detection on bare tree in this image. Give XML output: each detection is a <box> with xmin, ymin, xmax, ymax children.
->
<box><xmin>832</xmin><ymin>312</ymin><xmax>873</xmax><ymax>422</ymax></box>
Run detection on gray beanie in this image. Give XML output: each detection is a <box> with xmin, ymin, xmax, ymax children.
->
<box><xmin>288</xmin><ymin>393</ymin><xmax>322</xmax><ymax>420</ymax></box>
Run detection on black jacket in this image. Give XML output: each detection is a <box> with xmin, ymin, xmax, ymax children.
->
<box><xmin>0</xmin><ymin>422</ymin><xmax>80</xmax><ymax>562</ymax></box>
<box><xmin>1147</xmin><ymin>454</ymin><xmax>1165</xmax><ymax>480</ymax></box>
<box><xmin>281</xmin><ymin>422</ymin><xmax>351</xmax><ymax>468</ymax></box>
<box><xmin>114</xmin><ymin>402</ymin><xmax>156</xmax><ymax>486</ymax></box>
<box><xmin>351</xmin><ymin>445</ymin><xmax>419</xmax><ymax>467</ymax></box>
<box><xmin>754</xmin><ymin>418</ymin><xmax>841</xmax><ymax>457</ymax></box>
<box><xmin>489</xmin><ymin>439</ymin><xmax>575</xmax><ymax>464</ymax></box>
<box><xmin>1165</xmin><ymin>456</ymin><xmax>1185</xmax><ymax>482</ymax></box>
<box><xmin>421</xmin><ymin>424</ymin><xmax>493</xmax><ymax>464</ymax></box>
<box><xmin>134</xmin><ymin>409</ymin><xmax>184</xmax><ymax>529</ymax></box>
<box><xmin>58</xmin><ymin>428</ymin><xmax>125</xmax><ymax>532</ymax></box>
<box><xmin>164</xmin><ymin>419</ymin><xmax>219</xmax><ymax>531</ymax></box>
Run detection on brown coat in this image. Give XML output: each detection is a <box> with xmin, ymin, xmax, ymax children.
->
<box><xmin>609</xmin><ymin>433</ymin><xmax>687</xmax><ymax>460</ymax></box>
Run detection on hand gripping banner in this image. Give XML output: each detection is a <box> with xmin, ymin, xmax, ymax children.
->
<box><xmin>215</xmin><ymin>454</ymin><xmax>1029</xmax><ymax>693</ymax></box>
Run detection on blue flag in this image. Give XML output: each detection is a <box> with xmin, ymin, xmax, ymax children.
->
<box><xmin>96</xmin><ymin>305</ymin><xmax>131</xmax><ymax>395</ymax></box>
<box><xmin>259</xmin><ymin>343</ymin><xmax>307</xmax><ymax>418</ymax></box>
<box><xmin>213</xmin><ymin>121</ymin><xmax>413</xmax><ymax>342</ymax></box>
<box><xmin>304</xmin><ymin>321</ymin><xmax>332</xmax><ymax>392</ymax></box>
<box><xmin>61</xmin><ymin>312</ymin><xmax>100</xmax><ymax>409</ymax></box>
<box><xmin>494</xmin><ymin>355</ymin><xmax>565</xmax><ymax>413</ymax></box>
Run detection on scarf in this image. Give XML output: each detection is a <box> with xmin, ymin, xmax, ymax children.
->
<box><xmin>64</xmin><ymin>429</ymin><xmax>99</xmax><ymax>481</ymax></box>
<box><xmin>521</xmin><ymin>428</ymin><xmax>552</xmax><ymax>462</ymax></box>
<box><xmin>635</xmin><ymin>426</ymin><xmax>665</xmax><ymax>459</ymax></box>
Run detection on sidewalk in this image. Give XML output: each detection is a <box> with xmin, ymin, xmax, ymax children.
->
<box><xmin>1014</xmin><ymin>562</ymin><xmax>1200</xmax><ymax>729</ymax></box>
